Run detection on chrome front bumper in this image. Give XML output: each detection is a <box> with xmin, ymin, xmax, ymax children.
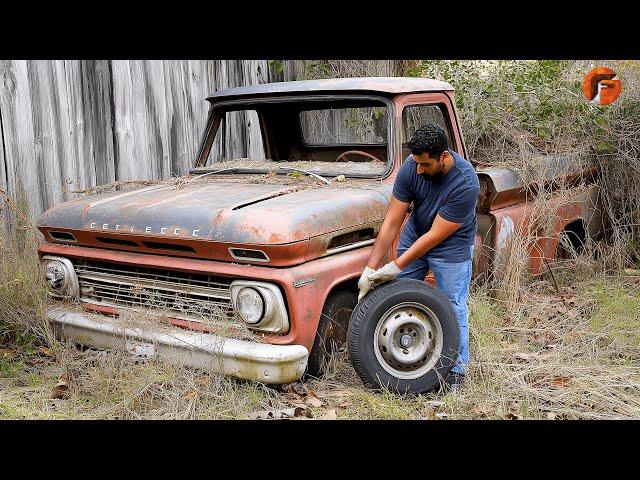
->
<box><xmin>46</xmin><ymin>306</ymin><xmax>308</xmax><ymax>384</ymax></box>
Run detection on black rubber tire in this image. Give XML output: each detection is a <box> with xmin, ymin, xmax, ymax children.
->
<box><xmin>347</xmin><ymin>278</ymin><xmax>460</xmax><ymax>394</ymax></box>
<box><xmin>306</xmin><ymin>289</ymin><xmax>357</xmax><ymax>378</ymax></box>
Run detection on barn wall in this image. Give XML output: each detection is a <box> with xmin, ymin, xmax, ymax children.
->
<box><xmin>0</xmin><ymin>59</ymin><xmax>401</xmax><ymax>227</ymax></box>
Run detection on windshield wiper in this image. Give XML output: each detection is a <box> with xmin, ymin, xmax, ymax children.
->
<box><xmin>187</xmin><ymin>167</ymin><xmax>245</xmax><ymax>184</ymax></box>
<box><xmin>276</xmin><ymin>167</ymin><xmax>331</xmax><ymax>185</ymax></box>
<box><xmin>189</xmin><ymin>166</ymin><xmax>332</xmax><ymax>186</ymax></box>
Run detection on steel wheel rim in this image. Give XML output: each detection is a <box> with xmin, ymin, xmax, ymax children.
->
<box><xmin>373</xmin><ymin>301</ymin><xmax>444</xmax><ymax>380</ymax></box>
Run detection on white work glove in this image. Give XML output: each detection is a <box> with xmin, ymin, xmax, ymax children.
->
<box><xmin>367</xmin><ymin>261</ymin><xmax>402</xmax><ymax>285</ymax></box>
<box><xmin>357</xmin><ymin>266</ymin><xmax>376</xmax><ymax>302</ymax></box>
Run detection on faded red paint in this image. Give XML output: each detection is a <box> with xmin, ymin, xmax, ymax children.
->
<box><xmin>490</xmin><ymin>186</ymin><xmax>598</xmax><ymax>275</ymax></box>
<box><xmin>40</xmin><ymin>242</ymin><xmax>372</xmax><ymax>351</ymax></box>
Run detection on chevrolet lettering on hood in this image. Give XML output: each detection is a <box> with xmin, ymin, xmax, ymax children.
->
<box><xmin>89</xmin><ymin>222</ymin><xmax>201</xmax><ymax>237</ymax></box>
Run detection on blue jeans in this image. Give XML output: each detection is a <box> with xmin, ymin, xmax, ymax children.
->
<box><xmin>397</xmin><ymin>241</ymin><xmax>473</xmax><ymax>375</ymax></box>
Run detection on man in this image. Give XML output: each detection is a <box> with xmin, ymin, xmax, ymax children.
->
<box><xmin>358</xmin><ymin>123</ymin><xmax>480</xmax><ymax>392</ymax></box>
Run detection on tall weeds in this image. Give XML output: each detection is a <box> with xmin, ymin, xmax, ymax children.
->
<box><xmin>0</xmin><ymin>188</ymin><xmax>52</xmax><ymax>348</ymax></box>
<box><xmin>409</xmin><ymin>60</ymin><xmax>640</xmax><ymax>314</ymax></box>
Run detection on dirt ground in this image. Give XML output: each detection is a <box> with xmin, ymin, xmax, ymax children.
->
<box><xmin>2</xmin><ymin>260</ymin><xmax>639</xmax><ymax>420</ymax></box>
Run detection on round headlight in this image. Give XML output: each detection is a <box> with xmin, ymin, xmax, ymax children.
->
<box><xmin>42</xmin><ymin>257</ymin><xmax>79</xmax><ymax>299</ymax></box>
<box><xmin>236</xmin><ymin>287</ymin><xmax>264</xmax><ymax>324</ymax></box>
<box><xmin>45</xmin><ymin>261</ymin><xmax>66</xmax><ymax>289</ymax></box>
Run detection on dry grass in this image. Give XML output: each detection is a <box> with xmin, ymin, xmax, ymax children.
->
<box><xmin>1</xmin><ymin>240</ymin><xmax>639</xmax><ymax>419</ymax></box>
<box><xmin>0</xmin><ymin>188</ymin><xmax>54</xmax><ymax>349</ymax></box>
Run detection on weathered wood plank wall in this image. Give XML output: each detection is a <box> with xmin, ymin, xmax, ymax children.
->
<box><xmin>0</xmin><ymin>59</ymin><xmax>401</xmax><ymax>229</ymax></box>
<box><xmin>0</xmin><ymin>95</ymin><xmax>7</xmax><ymax>238</ymax></box>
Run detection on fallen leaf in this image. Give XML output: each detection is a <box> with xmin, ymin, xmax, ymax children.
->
<box><xmin>435</xmin><ymin>412</ymin><xmax>449</xmax><ymax>419</ymax></box>
<box><xmin>305</xmin><ymin>395</ymin><xmax>325</xmax><ymax>408</ymax></box>
<box><xmin>336</xmin><ymin>401</ymin><xmax>352</xmax><ymax>409</ymax></box>
<box><xmin>26</xmin><ymin>357</ymin><xmax>46</xmax><ymax>366</ymax></box>
<box><xmin>551</xmin><ymin>376</ymin><xmax>572</xmax><ymax>387</ymax></box>
<box><xmin>0</xmin><ymin>348</ymin><xmax>16</xmax><ymax>358</ymax></box>
<box><xmin>38</xmin><ymin>347</ymin><xmax>54</xmax><ymax>357</ymax></box>
<box><xmin>321</xmin><ymin>409</ymin><xmax>337</xmax><ymax>420</ymax></box>
<box><xmin>335</xmin><ymin>175</ymin><xmax>346</xmax><ymax>182</ymax></box>
<box><xmin>51</xmin><ymin>374</ymin><xmax>69</xmax><ymax>400</ymax></box>
<box><xmin>315</xmin><ymin>389</ymin><xmax>352</xmax><ymax>399</ymax></box>
<box><xmin>506</xmin><ymin>412</ymin><xmax>521</xmax><ymax>420</ymax></box>
<box><xmin>183</xmin><ymin>391</ymin><xmax>197</xmax><ymax>399</ymax></box>
<box><xmin>546</xmin><ymin>412</ymin><xmax>557</xmax><ymax>420</ymax></box>
<box><xmin>425</xmin><ymin>400</ymin><xmax>445</xmax><ymax>408</ymax></box>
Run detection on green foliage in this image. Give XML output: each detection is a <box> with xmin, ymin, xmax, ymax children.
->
<box><xmin>268</xmin><ymin>60</ymin><xmax>284</xmax><ymax>76</ymax></box>
<box><xmin>303</xmin><ymin>61</ymin><xmax>331</xmax><ymax>80</ymax></box>
<box><xmin>415</xmin><ymin>60</ymin><xmax>615</xmax><ymax>151</ymax></box>
<box><xmin>413</xmin><ymin>60</ymin><xmax>640</xmax><ymax>261</ymax></box>
<box><xmin>405</xmin><ymin>60</ymin><xmax>424</xmax><ymax>78</ymax></box>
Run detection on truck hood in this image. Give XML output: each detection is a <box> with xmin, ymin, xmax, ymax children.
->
<box><xmin>38</xmin><ymin>181</ymin><xmax>392</xmax><ymax>244</ymax></box>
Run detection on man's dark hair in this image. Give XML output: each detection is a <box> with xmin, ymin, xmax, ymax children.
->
<box><xmin>407</xmin><ymin>124</ymin><xmax>449</xmax><ymax>157</ymax></box>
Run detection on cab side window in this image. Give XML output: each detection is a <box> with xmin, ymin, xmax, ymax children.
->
<box><xmin>402</xmin><ymin>104</ymin><xmax>453</xmax><ymax>152</ymax></box>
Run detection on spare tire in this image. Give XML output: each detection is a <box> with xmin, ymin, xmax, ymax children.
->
<box><xmin>347</xmin><ymin>278</ymin><xmax>460</xmax><ymax>394</ymax></box>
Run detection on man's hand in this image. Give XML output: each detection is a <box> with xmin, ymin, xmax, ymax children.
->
<box><xmin>367</xmin><ymin>261</ymin><xmax>402</xmax><ymax>285</ymax></box>
<box><xmin>357</xmin><ymin>266</ymin><xmax>376</xmax><ymax>302</ymax></box>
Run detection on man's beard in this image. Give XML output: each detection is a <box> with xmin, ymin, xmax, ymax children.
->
<box><xmin>420</xmin><ymin>160</ymin><xmax>444</xmax><ymax>180</ymax></box>
<box><xmin>421</xmin><ymin>172</ymin><xmax>442</xmax><ymax>180</ymax></box>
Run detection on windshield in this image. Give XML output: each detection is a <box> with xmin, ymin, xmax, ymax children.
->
<box><xmin>194</xmin><ymin>98</ymin><xmax>392</xmax><ymax>177</ymax></box>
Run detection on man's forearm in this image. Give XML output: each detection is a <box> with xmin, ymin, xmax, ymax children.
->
<box><xmin>365</xmin><ymin>224</ymin><xmax>398</xmax><ymax>269</ymax></box>
<box><xmin>363</xmin><ymin>196</ymin><xmax>410</xmax><ymax>270</ymax></box>
<box><xmin>394</xmin><ymin>230</ymin><xmax>438</xmax><ymax>270</ymax></box>
<box><xmin>395</xmin><ymin>214</ymin><xmax>462</xmax><ymax>270</ymax></box>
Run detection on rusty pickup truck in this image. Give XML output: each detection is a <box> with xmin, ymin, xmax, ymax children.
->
<box><xmin>37</xmin><ymin>77</ymin><xmax>602</xmax><ymax>392</ymax></box>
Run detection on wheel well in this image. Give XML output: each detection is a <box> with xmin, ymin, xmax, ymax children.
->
<box><xmin>326</xmin><ymin>277</ymin><xmax>359</xmax><ymax>302</ymax></box>
<box><xmin>556</xmin><ymin>219</ymin><xmax>587</xmax><ymax>259</ymax></box>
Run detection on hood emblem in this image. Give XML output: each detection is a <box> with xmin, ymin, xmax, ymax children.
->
<box><xmin>292</xmin><ymin>278</ymin><xmax>316</xmax><ymax>288</ymax></box>
<box><xmin>89</xmin><ymin>222</ymin><xmax>200</xmax><ymax>237</ymax></box>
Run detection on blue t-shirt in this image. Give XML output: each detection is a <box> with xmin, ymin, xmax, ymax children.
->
<box><xmin>393</xmin><ymin>151</ymin><xmax>480</xmax><ymax>262</ymax></box>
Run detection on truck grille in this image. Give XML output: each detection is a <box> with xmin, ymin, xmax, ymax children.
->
<box><xmin>73</xmin><ymin>260</ymin><xmax>235</xmax><ymax>322</ymax></box>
